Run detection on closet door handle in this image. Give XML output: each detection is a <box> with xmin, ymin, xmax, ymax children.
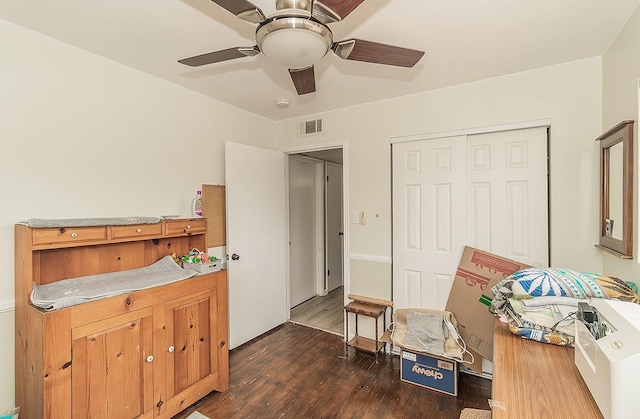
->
<box><xmin>231</xmin><ymin>253</ymin><xmax>240</xmax><ymax>261</ymax></box>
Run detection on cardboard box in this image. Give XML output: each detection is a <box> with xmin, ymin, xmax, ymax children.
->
<box><xmin>400</xmin><ymin>350</ymin><xmax>458</xmax><ymax>396</ymax></box>
<box><xmin>444</xmin><ymin>246</ymin><xmax>530</xmax><ymax>362</ymax></box>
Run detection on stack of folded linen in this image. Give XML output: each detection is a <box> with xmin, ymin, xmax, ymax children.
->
<box><xmin>491</xmin><ymin>268</ymin><xmax>639</xmax><ymax>346</ymax></box>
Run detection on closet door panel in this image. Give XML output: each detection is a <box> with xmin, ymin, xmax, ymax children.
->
<box><xmin>506</xmin><ymin>181</ymin><xmax>528</xmax><ymax>255</ymax></box>
<box><xmin>467</xmin><ymin>127</ymin><xmax>548</xmax><ymax>266</ymax></box>
<box><xmin>392</xmin><ymin>136</ymin><xmax>466</xmax><ymax>310</ymax></box>
<box><xmin>392</xmin><ymin>126</ymin><xmax>549</xmax><ymax>312</ymax></box>
<box><xmin>469</xmin><ymin>182</ymin><xmax>492</xmax><ymax>250</ymax></box>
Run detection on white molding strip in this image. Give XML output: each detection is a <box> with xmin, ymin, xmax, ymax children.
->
<box><xmin>280</xmin><ymin>141</ymin><xmax>347</xmax><ymax>154</ymax></box>
<box><xmin>390</xmin><ymin>118</ymin><xmax>552</xmax><ymax>144</ymax></box>
<box><xmin>349</xmin><ymin>253</ymin><xmax>393</xmax><ymax>264</ymax></box>
<box><xmin>0</xmin><ymin>301</ymin><xmax>15</xmax><ymax>313</ymax></box>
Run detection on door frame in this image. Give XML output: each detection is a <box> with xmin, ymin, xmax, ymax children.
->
<box><xmin>282</xmin><ymin>141</ymin><xmax>350</xmax><ymax>320</ymax></box>
<box><xmin>390</xmin><ymin>118</ymin><xmax>552</xmax><ymax>143</ymax></box>
<box><xmin>325</xmin><ymin>161</ymin><xmax>344</xmax><ymax>294</ymax></box>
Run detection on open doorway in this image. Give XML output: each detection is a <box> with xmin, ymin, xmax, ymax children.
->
<box><xmin>288</xmin><ymin>148</ymin><xmax>344</xmax><ymax>336</ymax></box>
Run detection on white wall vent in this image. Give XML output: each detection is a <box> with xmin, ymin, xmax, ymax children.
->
<box><xmin>299</xmin><ymin>119</ymin><xmax>323</xmax><ymax>136</ymax></box>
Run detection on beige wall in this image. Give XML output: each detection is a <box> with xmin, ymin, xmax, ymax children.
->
<box><xmin>602</xmin><ymin>5</ymin><xmax>640</xmax><ymax>280</ymax></box>
<box><xmin>6</xmin><ymin>3</ymin><xmax>640</xmax><ymax>411</ymax></box>
<box><xmin>276</xmin><ymin>58</ymin><xmax>604</xmax><ymax>299</ymax></box>
<box><xmin>0</xmin><ymin>19</ymin><xmax>275</xmax><ymax>411</ymax></box>
<box><xmin>0</xmin><ymin>310</ymin><xmax>14</xmax><ymax>410</ymax></box>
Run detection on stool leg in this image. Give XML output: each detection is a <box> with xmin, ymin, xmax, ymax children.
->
<box><xmin>344</xmin><ymin>308</ymin><xmax>349</xmax><ymax>356</ymax></box>
<box><xmin>375</xmin><ymin>316</ymin><xmax>379</xmax><ymax>363</ymax></box>
<box><xmin>383</xmin><ymin>310</ymin><xmax>387</xmax><ymax>355</ymax></box>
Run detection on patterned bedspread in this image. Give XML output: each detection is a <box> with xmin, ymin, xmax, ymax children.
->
<box><xmin>491</xmin><ymin>268</ymin><xmax>639</xmax><ymax>346</ymax></box>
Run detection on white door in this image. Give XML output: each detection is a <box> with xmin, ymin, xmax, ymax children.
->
<box><xmin>326</xmin><ymin>162</ymin><xmax>343</xmax><ymax>292</ymax></box>
<box><xmin>392</xmin><ymin>136</ymin><xmax>467</xmax><ymax>310</ymax></box>
<box><xmin>392</xmin><ymin>127</ymin><xmax>548</xmax><ymax>311</ymax></box>
<box><xmin>466</xmin><ymin>127</ymin><xmax>549</xmax><ymax>266</ymax></box>
<box><xmin>225</xmin><ymin>142</ymin><xmax>287</xmax><ymax>349</ymax></box>
<box><xmin>289</xmin><ymin>156</ymin><xmax>319</xmax><ymax>307</ymax></box>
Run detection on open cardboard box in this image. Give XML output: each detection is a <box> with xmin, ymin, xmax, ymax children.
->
<box><xmin>444</xmin><ymin>246</ymin><xmax>530</xmax><ymax>372</ymax></box>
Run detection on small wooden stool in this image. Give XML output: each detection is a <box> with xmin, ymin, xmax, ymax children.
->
<box><xmin>344</xmin><ymin>294</ymin><xmax>393</xmax><ymax>363</ymax></box>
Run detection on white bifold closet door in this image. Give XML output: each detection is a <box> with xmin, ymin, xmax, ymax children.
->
<box><xmin>392</xmin><ymin>127</ymin><xmax>548</xmax><ymax>311</ymax></box>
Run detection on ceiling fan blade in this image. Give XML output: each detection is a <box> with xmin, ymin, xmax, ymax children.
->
<box><xmin>332</xmin><ymin>39</ymin><xmax>424</xmax><ymax>68</ymax></box>
<box><xmin>210</xmin><ymin>0</ymin><xmax>266</xmax><ymax>23</ymax></box>
<box><xmin>178</xmin><ymin>46</ymin><xmax>259</xmax><ymax>67</ymax></box>
<box><xmin>313</xmin><ymin>0</ymin><xmax>365</xmax><ymax>22</ymax></box>
<box><xmin>289</xmin><ymin>66</ymin><xmax>316</xmax><ymax>95</ymax></box>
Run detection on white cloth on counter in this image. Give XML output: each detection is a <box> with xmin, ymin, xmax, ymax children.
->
<box><xmin>31</xmin><ymin>256</ymin><xmax>197</xmax><ymax>311</ymax></box>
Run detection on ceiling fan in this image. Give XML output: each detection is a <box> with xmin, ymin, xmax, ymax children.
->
<box><xmin>178</xmin><ymin>0</ymin><xmax>425</xmax><ymax>95</ymax></box>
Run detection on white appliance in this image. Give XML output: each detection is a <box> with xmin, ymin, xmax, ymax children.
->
<box><xmin>575</xmin><ymin>299</ymin><xmax>640</xmax><ymax>419</ymax></box>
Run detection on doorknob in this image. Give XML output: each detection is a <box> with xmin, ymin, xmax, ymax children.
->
<box><xmin>338</xmin><ymin>232</ymin><xmax>344</xmax><ymax>236</ymax></box>
<box><xmin>231</xmin><ymin>253</ymin><xmax>240</xmax><ymax>261</ymax></box>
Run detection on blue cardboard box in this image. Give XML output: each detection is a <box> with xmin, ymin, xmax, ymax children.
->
<box><xmin>400</xmin><ymin>350</ymin><xmax>458</xmax><ymax>396</ymax></box>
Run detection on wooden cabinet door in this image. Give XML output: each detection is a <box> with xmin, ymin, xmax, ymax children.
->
<box><xmin>164</xmin><ymin>288</ymin><xmax>219</xmax><ymax>406</ymax></box>
<box><xmin>72</xmin><ymin>307</ymin><xmax>154</xmax><ymax>419</ymax></box>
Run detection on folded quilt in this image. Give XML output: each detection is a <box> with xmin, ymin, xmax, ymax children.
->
<box><xmin>504</xmin><ymin>302</ymin><xmax>575</xmax><ymax>347</ymax></box>
<box><xmin>492</xmin><ymin>268</ymin><xmax>640</xmax><ymax>313</ymax></box>
<box><xmin>519</xmin><ymin>296</ymin><xmax>588</xmax><ymax>320</ymax></box>
<box><xmin>491</xmin><ymin>268</ymin><xmax>639</xmax><ymax>347</ymax></box>
<box><xmin>31</xmin><ymin>256</ymin><xmax>198</xmax><ymax>311</ymax></box>
<box><xmin>508</xmin><ymin>298</ymin><xmax>576</xmax><ymax>336</ymax></box>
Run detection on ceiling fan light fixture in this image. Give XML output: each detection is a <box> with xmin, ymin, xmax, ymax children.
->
<box><xmin>256</xmin><ymin>17</ymin><xmax>332</xmax><ymax>70</ymax></box>
<box><xmin>179</xmin><ymin>0</ymin><xmax>426</xmax><ymax>95</ymax></box>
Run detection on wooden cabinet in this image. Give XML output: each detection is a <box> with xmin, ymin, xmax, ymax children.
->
<box><xmin>163</xmin><ymin>288</ymin><xmax>220</xmax><ymax>409</ymax></box>
<box><xmin>164</xmin><ymin>219</ymin><xmax>207</xmax><ymax>236</ymax></box>
<box><xmin>112</xmin><ymin>223</ymin><xmax>164</xmax><ymax>240</ymax></box>
<box><xmin>31</xmin><ymin>225</ymin><xmax>108</xmax><ymax>246</ymax></box>
<box><xmin>15</xmin><ymin>219</ymin><xmax>228</xmax><ymax>419</ymax></box>
<box><xmin>72</xmin><ymin>307</ymin><xmax>155</xmax><ymax>418</ymax></box>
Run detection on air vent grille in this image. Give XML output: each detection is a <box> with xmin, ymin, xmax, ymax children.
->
<box><xmin>299</xmin><ymin>119</ymin><xmax>323</xmax><ymax>136</ymax></box>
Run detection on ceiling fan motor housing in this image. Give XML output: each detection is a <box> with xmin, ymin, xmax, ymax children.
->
<box><xmin>276</xmin><ymin>0</ymin><xmax>312</xmax><ymax>14</ymax></box>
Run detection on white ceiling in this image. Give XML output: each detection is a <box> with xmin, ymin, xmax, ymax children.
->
<box><xmin>2</xmin><ymin>0</ymin><xmax>639</xmax><ymax>121</ymax></box>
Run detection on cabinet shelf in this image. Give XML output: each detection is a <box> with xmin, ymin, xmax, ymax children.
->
<box><xmin>347</xmin><ymin>336</ymin><xmax>384</xmax><ymax>354</ymax></box>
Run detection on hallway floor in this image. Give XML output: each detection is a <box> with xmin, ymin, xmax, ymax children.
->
<box><xmin>290</xmin><ymin>286</ymin><xmax>344</xmax><ymax>335</ymax></box>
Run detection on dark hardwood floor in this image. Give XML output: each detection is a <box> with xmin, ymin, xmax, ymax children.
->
<box><xmin>173</xmin><ymin>322</ymin><xmax>492</xmax><ymax>419</ymax></box>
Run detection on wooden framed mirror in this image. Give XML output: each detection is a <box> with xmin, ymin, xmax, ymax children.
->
<box><xmin>596</xmin><ymin>120</ymin><xmax>634</xmax><ymax>258</ymax></box>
